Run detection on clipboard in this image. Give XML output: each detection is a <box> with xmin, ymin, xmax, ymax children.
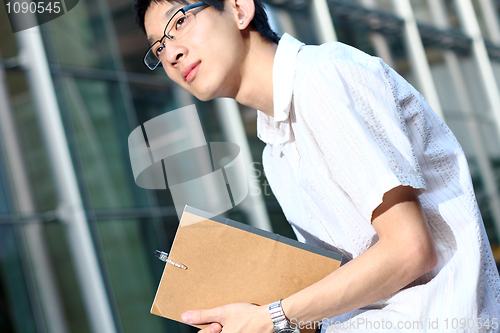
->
<box><xmin>151</xmin><ymin>206</ymin><xmax>343</xmax><ymax>331</ymax></box>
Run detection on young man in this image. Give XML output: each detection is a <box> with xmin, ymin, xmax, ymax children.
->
<box><xmin>135</xmin><ymin>0</ymin><xmax>500</xmax><ymax>332</ymax></box>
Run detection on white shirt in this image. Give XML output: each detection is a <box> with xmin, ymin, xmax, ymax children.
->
<box><xmin>258</xmin><ymin>33</ymin><xmax>500</xmax><ymax>332</ymax></box>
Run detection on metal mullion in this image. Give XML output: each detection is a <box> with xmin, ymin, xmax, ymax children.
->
<box><xmin>360</xmin><ymin>0</ymin><xmax>396</xmax><ymax>68</ymax></box>
<box><xmin>15</xmin><ymin>22</ymin><xmax>117</xmax><ymax>333</ymax></box>
<box><xmin>0</xmin><ymin>50</ymin><xmax>69</xmax><ymax>333</ymax></box>
<box><xmin>454</xmin><ymin>0</ymin><xmax>500</xmax><ymax>242</ymax></box>
<box><xmin>312</xmin><ymin>0</ymin><xmax>338</xmax><ymax>43</ymax></box>
<box><xmin>477</xmin><ymin>0</ymin><xmax>500</xmax><ymax>44</ymax></box>
<box><xmin>391</xmin><ymin>0</ymin><xmax>445</xmax><ymax>120</ymax></box>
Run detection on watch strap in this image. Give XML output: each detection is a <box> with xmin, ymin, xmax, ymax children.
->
<box><xmin>269</xmin><ymin>300</ymin><xmax>290</xmax><ymax>331</ymax></box>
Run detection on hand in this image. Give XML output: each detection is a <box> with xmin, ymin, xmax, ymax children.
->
<box><xmin>181</xmin><ymin>303</ymin><xmax>274</xmax><ymax>333</ymax></box>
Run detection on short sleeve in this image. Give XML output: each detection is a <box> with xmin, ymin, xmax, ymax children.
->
<box><xmin>296</xmin><ymin>48</ymin><xmax>426</xmax><ymax>223</ymax></box>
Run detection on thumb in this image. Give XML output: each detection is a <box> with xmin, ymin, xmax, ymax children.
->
<box><xmin>182</xmin><ymin>307</ymin><xmax>224</xmax><ymax>325</ymax></box>
<box><xmin>199</xmin><ymin>323</ymin><xmax>223</xmax><ymax>333</ymax></box>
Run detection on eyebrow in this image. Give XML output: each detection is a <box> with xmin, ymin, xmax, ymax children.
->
<box><xmin>147</xmin><ymin>4</ymin><xmax>183</xmax><ymax>45</ymax></box>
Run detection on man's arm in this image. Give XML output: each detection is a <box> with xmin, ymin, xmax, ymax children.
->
<box><xmin>182</xmin><ymin>185</ymin><xmax>438</xmax><ymax>333</ymax></box>
<box><xmin>281</xmin><ymin>185</ymin><xmax>438</xmax><ymax>323</ymax></box>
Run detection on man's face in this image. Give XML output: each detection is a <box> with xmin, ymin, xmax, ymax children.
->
<box><xmin>144</xmin><ymin>0</ymin><xmax>246</xmax><ymax>101</ymax></box>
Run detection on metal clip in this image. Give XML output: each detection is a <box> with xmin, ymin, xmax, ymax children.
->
<box><xmin>154</xmin><ymin>250</ymin><xmax>187</xmax><ymax>269</ymax></box>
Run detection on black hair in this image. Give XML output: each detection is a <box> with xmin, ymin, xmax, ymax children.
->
<box><xmin>134</xmin><ymin>0</ymin><xmax>280</xmax><ymax>44</ymax></box>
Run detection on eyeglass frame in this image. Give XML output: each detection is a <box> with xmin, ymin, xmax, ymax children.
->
<box><xmin>143</xmin><ymin>1</ymin><xmax>209</xmax><ymax>70</ymax></box>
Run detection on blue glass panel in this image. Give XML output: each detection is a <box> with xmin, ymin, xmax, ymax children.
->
<box><xmin>0</xmin><ymin>150</ymin><xmax>11</xmax><ymax>215</ymax></box>
<box><xmin>0</xmin><ymin>225</ymin><xmax>37</xmax><ymax>333</ymax></box>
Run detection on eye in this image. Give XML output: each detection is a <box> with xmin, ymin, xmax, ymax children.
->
<box><xmin>155</xmin><ymin>43</ymin><xmax>165</xmax><ymax>58</ymax></box>
<box><xmin>175</xmin><ymin>16</ymin><xmax>187</xmax><ymax>30</ymax></box>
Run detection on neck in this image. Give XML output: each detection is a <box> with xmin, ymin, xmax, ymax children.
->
<box><xmin>233</xmin><ymin>31</ymin><xmax>277</xmax><ymax>118</ymax></box>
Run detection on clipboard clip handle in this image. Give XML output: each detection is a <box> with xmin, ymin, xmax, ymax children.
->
<box><xmin>154</xmin><ymin>250</ymin><xmax>187</xmax><ymax>270</ymax></box>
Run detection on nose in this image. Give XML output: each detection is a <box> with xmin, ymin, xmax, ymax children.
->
<box><xmin>163</xmin><ymin>42</ymin><xmax>187</xmax><ymax>66</ymax></box>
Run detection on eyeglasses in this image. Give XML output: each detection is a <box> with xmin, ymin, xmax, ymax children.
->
<box><xmin>144</xmin><ymin>2</ymin><xmax>209</xmax><ymax>70</ymax></box>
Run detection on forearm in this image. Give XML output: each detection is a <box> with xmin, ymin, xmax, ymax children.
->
<box><xmin>282</xmin><ymin>188</ymin><xmax>438</xmax><ymax>325</ymax></box>
<box><xmin>282</xmin><ymin>241</ymin><xmax>426</xmax><ymax>324</ymax></box>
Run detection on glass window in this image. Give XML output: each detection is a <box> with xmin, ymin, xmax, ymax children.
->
<box><xmin>44</xmin><ymin>221</ymin><xmax>92</xmax><ymax>333</ymax></box>
<box><xmin>471</xmin><ymin>0</ymin><xmax>492</xmax><ymax>40</ymax></box>
<box><xmin>0</xmin><ymin>152</ymin><xmax>11</xmax><ymax>216</ymax></box>
<box><xmin>0</xmin><ymin>225</ymin><xmax>38</xmax><ymax>333</ymax></box>
<box><xmin>0</xmin><ymin>9</ymin><xmax>18</xmax><ymax>58</ymax></box>
<box><xmin>58</xmin><ymin>77</ymin><xmax>139</xmax><ymax>210</ymax></box>
<box><xmin>410</xmin><ymin>0</ymin><xmax>434</xmax><ymax>24</ymax></box>
<box><xmin>108</xmin><ymin>0</ymin><xmax>156</xmax><ymax>74</ymax></box>
<box><xmin>407</xmin><ymin>0</ymin><xmax>462</xmax><ymax>29</ymax></box>
<box><xmin>93</xmin><ymin>218</ymin><xmax>167</xmax><ymax>333</ymax></box>
<box><xmin>353</xmin><ymin>0</ymin><xmax>394</xmax><ymax>13</ymax></box>
<box><xmin>456</xmin><ymin>54</ymin><xmax>500</xmax><ymax>244</ymax></box>
<box><xmin>45</xmin><ymin>0</ymin><xmax>117</xmax><ymax>70</ymax></box>
<box><xmin>6</xmin><ymin>70</ymin><xmax>58</xmax><ymax>213</ymax></box>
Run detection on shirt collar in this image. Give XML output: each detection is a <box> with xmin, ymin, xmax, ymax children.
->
<box><xmin>273</xmin><ymin>33</ymin><xmax>305</xmax><ymax>122</ymax></box>
<box><xmin>257</xmin><ymin>33</ymin><xmax>305</xmax><ymax>145</ymax></box>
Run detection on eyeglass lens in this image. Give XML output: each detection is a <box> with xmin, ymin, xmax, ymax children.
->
<box><xmin>144</xmin><ymin>11</ymin><xmax>196</xmax><ymax>70</ymax></box>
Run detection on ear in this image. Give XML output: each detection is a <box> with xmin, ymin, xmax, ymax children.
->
<box><xmin>230</xmin><ymin>0</ymin><xmax>255</xmax><ymax>30</ymax></box>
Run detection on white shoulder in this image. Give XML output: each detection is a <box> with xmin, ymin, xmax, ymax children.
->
<box><xmin>296</xmin><ymin>42</ymin><xmax>383</xmax><ymax>81</ymax></box>
<box><xmin>293</xmin><ymin>42</ymin><xmax>390</xmax><ymax>110</ymax></box>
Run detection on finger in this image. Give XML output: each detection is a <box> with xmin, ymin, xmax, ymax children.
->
<box><xmin>197</xmin><ymin>323</ymin><xmax>222</xmax><ymax>333</ymax></box>
<box><xmin>182</xmin><ymin>308</ymin><xmax>223</xmax><ymax>325</ymax></box>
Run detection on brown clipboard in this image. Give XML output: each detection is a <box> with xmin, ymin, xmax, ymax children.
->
<box><xmin>151</xmin><ymin>206</ymin><xmax>343</xmax><ymax>332</ymax></box>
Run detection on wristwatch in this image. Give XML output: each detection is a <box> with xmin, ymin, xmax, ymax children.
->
<box><xmin>269</xmin><ymin>300</ymin><xmax>299</xmax><ymax>333</ymax></box>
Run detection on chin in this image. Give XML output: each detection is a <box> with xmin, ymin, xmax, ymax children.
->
<box><xmin>190</xmin><ymin>86</ymin><xmax>220</xmax><ymax>102</ymax></box>
<box><xmin>190</xmin><ymin>92</ymin><xmax>211</xmax><ymax>102</ymax></box>
<box><xmin>194</xmin><ymin>91</ymin><xmax>213</xmax><ymax>101</ymax></box>
<box><xmin>187</xmin><ymin>77</ymin><xmax>228</xmax><ymax>101</ymax></box>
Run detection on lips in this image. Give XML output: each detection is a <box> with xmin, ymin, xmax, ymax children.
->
<box><xmin>181</xmin><ymin>61</ymin><xmax>201</xmax><ymax>83</ymax></box>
